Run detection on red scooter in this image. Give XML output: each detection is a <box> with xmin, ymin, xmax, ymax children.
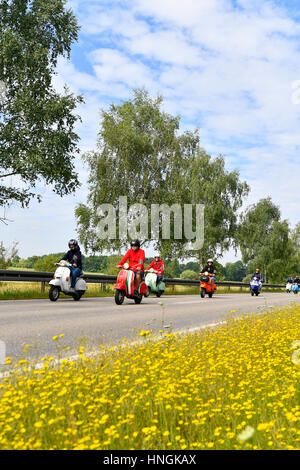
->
<box><xmin>114</xmin><ymin>264</ymin><xmax>148</xmax><ymax>305</ymax></box>
<box><xmin>200</xmin><ymin>271</ymin><xmax>217</xmax><ymax>298</ymax></box>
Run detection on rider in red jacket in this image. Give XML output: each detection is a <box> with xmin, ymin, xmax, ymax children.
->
<box><xmin>117</xmin><ymin>240</ymin><xmax>145</xmax><ymax>292</ymax></box>
<box><xmin>148</xmin><ymin>254</ymin><xmax>164</xmax><ymax>285</ymax></box>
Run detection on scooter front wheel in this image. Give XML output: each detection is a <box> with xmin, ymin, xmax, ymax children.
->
<box><xmin>200</xmin><ymin>287</ymin><xmax>206</xmax><ymax>298</ymax></box>
<box><xmin>115</xmin><ymin>289</ymin><xmax>125</xmax><ymax>305</ymax></box>
<box><xmin>49</xmin><ymin>286</ymin><xmax>60</xmax><ymax>302</ymax></box>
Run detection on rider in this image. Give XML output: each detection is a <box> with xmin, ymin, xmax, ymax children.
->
<box><xmin>148</xmin><ymin>254</ymin><xmax>164</xmax><ymax>285</ymax></box>
<box><xmin>294</xmin><ymin>275</ymin><xmax>300</xmax><ymax>285</ymax></box>
<box><xmin>117</xmin><ymin>239</ymin><xmax>145</xmax><ymax>293</ymax></box>
<box><xmin>59</xmin><ymin>239</ymin><xmax>82</xmax><ymax>290</ymax></box>
<box><xmin>251</xmin><ymin>268</ymin><xmax>262</xmax><ymax>281</ymax></box>
<box><xmin>201</xmin><ymin>259</ymin><xmax>216</xmax><ymax>287</ymax></box>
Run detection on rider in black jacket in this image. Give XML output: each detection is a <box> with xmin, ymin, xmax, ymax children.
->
<box><xmin>60</xmin><ymin>239</ymin><xmax>82</xmax><ymax>289</ymax></box>
<box><xmin>201</xmin><ymin>259</ymin><xmax>216</xmax><ymax>286</ymax></box>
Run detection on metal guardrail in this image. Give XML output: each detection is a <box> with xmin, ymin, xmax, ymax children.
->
<box><xmin>0</xmin><ymin>269</ymin><xmax>285</xmax><ymax>289</ymax></box>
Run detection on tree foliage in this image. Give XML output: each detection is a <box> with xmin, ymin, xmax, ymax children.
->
<box><xmin>180</xmin><ymin>269</ymin><xmax>199</xmax><ymax>280</ymax></box>
<box><xmin>76</xmin><ymin>89</ymin><xmax>249</xmax><ymax>265</ymax></box>
<box><xmin>225</xmin><ymin>260</ymin><xmax>248</xmax><ymax>281</ymax></box>
<box><xmin>76</xmin><ymin>89</ymin><xmax>199</xmax><ymax>255</ymax></box>
<box><xmin>0</xmin><ymin>0</ymin><xmax>83</xmax><ymax>209</ymax></box>
<box><xmin>186</xmin><ymin>150</ymin><xmax>249</xmax><ymax>266</ymax></box>
<box><xmin>0</xmin><ymin>240</ymin><xmax>18</xmax><ymax>268</ymax></box>
<box><xmin>33</xmin><ymin>252</ymin><xmax>64</xmax><ymax>271</ymax></box>
<box><xmin>238</xmin><ymin>198</ymin><xmax>295</xmax><ymax>282</ymax></box>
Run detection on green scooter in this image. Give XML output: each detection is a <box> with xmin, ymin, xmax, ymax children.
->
<box><xmin>145</xmin><ymin>268</ymin><xmax>166</xmax><ymax>298</ymax></box>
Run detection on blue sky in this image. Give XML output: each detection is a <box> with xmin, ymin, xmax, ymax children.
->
<box><xmin>2</xmin><ymin>0</ymin><xmax>300</xmax><ymax>263</ymax></box>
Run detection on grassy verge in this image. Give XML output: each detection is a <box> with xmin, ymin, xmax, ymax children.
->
<box><xmin>0</xmin><ymin>304</ymin><xmax>300</xmax><ymax>450</ymax></box>
<box><xmin>0</xmin><ymin>281</ymin><xmax>285</xmax><ymax>300</ymax></box>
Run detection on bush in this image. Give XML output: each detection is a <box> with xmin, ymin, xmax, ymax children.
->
<box><xmin>180</xmin><ymin>269</ymin><xmax>199</xmax><ymax>280</ymax></box>
<box><xmin>33</xmin><ymin>253</ymin><xmax>64</xmax><ymax>272</ymax></box>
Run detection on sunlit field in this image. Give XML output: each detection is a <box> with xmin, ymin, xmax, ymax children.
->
<box><xmin>0</xmin><ymin>304</ymin><xmax>299</xmax><ymax>450</ymax></box>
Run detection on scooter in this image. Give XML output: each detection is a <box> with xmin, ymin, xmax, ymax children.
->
<box><xmin>250</xmin><ymin>277</ymin><xmax>262</xmax><ymax>296</ymax></box>
<box><xmin>292</xmin><ymin>283</ymin><xmax>299</xmax><ymax>294</ymax></box>
<box><xmin>114</xmin><ymin>263</ymin><xmax>148</xmax><ymax>305</ymax></box>
<box><xmin>200</xmin><ymin>271</ymin><xmax>217</xmax><ymax>298</ymax></box>
<box><xmin>145</xmin><ymin>268</ymin><xmax>166</xmax><ymax>298</ymax></box>
<box><xmin>49</xmin><ymin>260</ymin><xmax>87</xmax><ymax>301</ymax></box>
<box><xmin>286</xmin><ymin>282</ymin><xmax>293</xmax><ymax>293</ymax></box>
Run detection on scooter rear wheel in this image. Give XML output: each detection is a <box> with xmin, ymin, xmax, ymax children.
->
<box><xmin>134</xmin><ymin>295</ymin><xmax>142</xmax><ymax>304</ymax></box>
<box><xmin>115</xmin><ymin>290</ymin><xmax>125</xmax><ymax>305</ymax></box>
<box><xmin>72</xmin><ymin>292</ymin><xmax>83</xmax><ymax>301</ymax></box>
<box><xmin>200</xmin><ymin>287</ymin><xmax>206</xmax><ymax>298</ymax></box>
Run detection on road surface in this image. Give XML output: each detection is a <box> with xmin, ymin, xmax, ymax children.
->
<box><xmin>0</xmin><ymin>293</ymin><xmax>299</xmax><ymax>360</ymax></box>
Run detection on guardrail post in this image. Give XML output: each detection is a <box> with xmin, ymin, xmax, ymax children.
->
<box><xmin>41</xmin><ymin>282</ymin><xmax>46</xmax><ymax>294</ymax></box>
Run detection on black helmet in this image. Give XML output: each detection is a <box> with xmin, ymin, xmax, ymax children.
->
<box><xmin>68</xmin><ymin>239</ymin><xmax>78</xmax><ymax>250</ymax></box>
<box><xmin>130</xmin><ymin>239</ymin><xmax>141</xmax><ymax>248</ymax></box>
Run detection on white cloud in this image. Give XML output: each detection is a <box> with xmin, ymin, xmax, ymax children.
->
<box><xmin>90</xmin><ymin>49</ymin><xmax>154</xmax><ymax>90</ymax></box>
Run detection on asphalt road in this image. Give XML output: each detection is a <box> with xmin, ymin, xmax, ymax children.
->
<box><xmin>0</xmin><ymin>292</ymin><xmax>299</xmax><ymax>360</ymax></box>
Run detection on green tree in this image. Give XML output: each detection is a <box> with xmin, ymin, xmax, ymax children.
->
<box><xmin>291</xmin><ymin>222</ymin><xmax>300</xmax><ymax>252</ymax></box>
<box><xmin>10</xmin><ymin>254</ymin><xmax>20</xmax><ymax>266</ymax></box>
<box><xmin>0</xmin><ymin>241</ymin><xmax>18</xmax><ymax>268</ymax></box>
<box><xmin>82</xmin><ymin>255</ymin><xmax>108</xmax><ymax>273</ymax></box>
<box><xmin>75</xmin><ymin>88</ymin><xmax>200</xmax><ymax>254</ymax></box>
<box><xmin>0</xmin><ymin>0</ymin><xmax>83</xmax><ymax>209</ymax></box>
<box><xmin>163</xmin><ymin>259</ymin><xmax>182</xmax><ymax>278</ymax></box>
<box><xmin>213</xmin><ymin>260</ymin><xmax>226</xmax><ymax>281</ymax></box>
<box><xmin>24</xmin><ymin>255</ymin><xmax>40</xmax><ymax>268</ymax></box>
<box><xmin>225</xmin><ymin>260</ymin><xmax>247</xmax><ymax>281</ymax></box>
<box><xmin>105</xmin><ymin>254</ymin><xmax>123</xmax><ymax>276</ymax></box>
<box><xmin>238</xmin><ymin>198</ymin><xmax>293</xmax><ymax>282</ymax></box>
<box><xmin>187</xmin><ymin>150</ymin><xmax>249</xmax><ymax>267</ymax></box>
<box><xmin>33</xmin><ymin>253</ymin><xmax>64</xmax><ymax>271</ymax></box>
<box><xmin>180</xmin><ymin>269</ymin><xmax>199</xmax><ymax>280</ymax></box>
<box><xmin>184</xmin><ymin>261</ymin><xmax>200</xmax><ymax>273</ymax></box>
<box><xmin>76</xmin><ymin>89</ymin><xmax>249</xmax><ymax>267</ymax></box>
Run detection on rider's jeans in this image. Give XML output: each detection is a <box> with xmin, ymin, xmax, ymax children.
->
<box><xmin>156</xmin><ymin>275</ymin><xmax>163</xmax><ymax>285</ymax></box>
<box><xmin>70</xmin><ymin>267</ymin><xmax>82</xmax><ymax>288</ymax></box>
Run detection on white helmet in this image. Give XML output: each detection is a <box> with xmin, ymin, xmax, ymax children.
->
<box><xmin>207</xmin><ymin>259</ymin><xmax>214</xmax><ymax>263</ymax></box>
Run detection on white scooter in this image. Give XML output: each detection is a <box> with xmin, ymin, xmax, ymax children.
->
<box><xmin>286</xmin><ymin>282</ymin><xmax>293</xmax><ymax>293</ymax></box>
<box><xmin>49</xmin><ymin>260</ymin><xmax>87</xmax><ymax>301</ymax></box>
<box><xmin>145</xmin><ymin>268</ymin><xmax>166</xmax><ymax>298</ymax></box>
